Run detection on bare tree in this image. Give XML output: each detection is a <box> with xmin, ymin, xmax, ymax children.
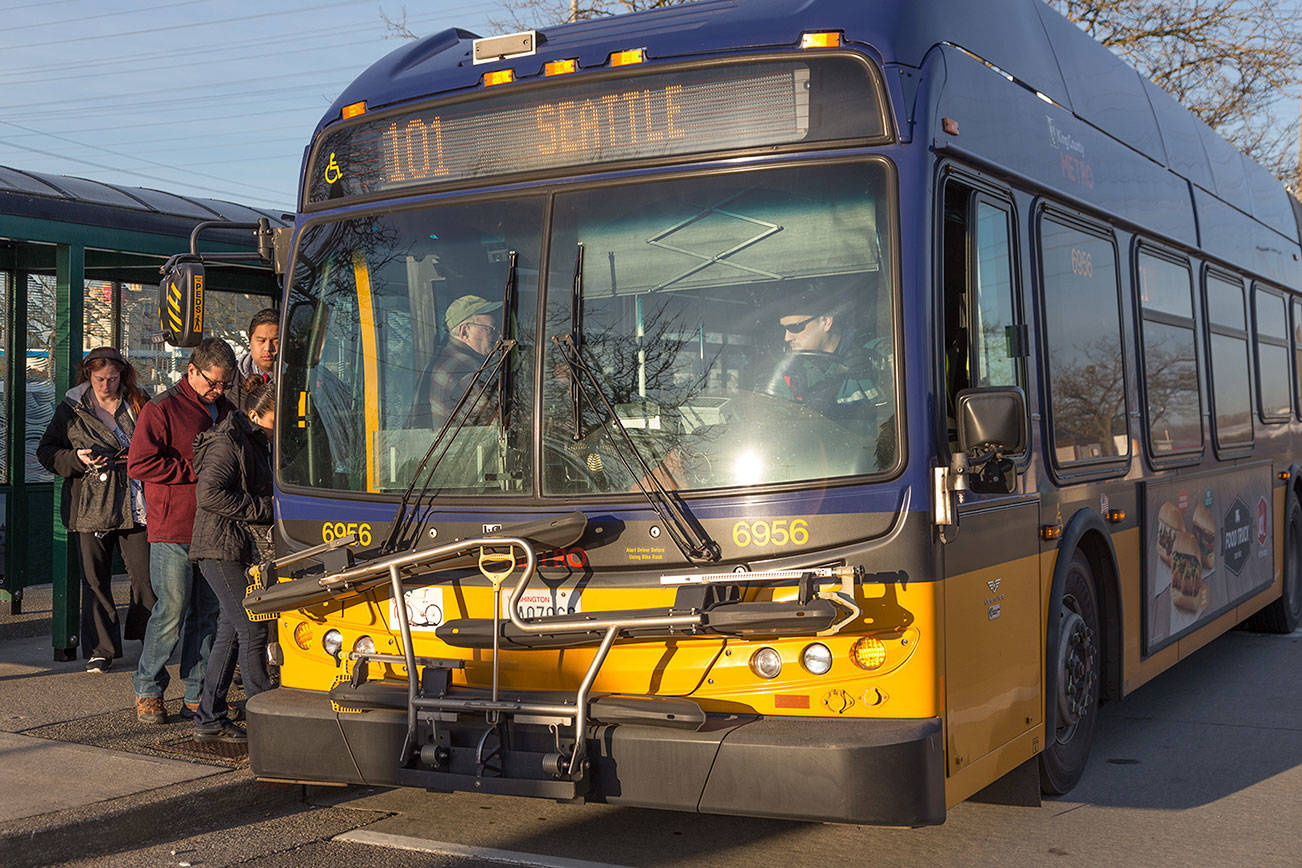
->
<box><xmin>1047</xmin><ymin>1</ymin><xmax>1302</xmax><ymax>189</ymax></box>
<box><xmin>491</xmin><ymin>0</ymin><xmax>691</xmax><ymax>31</ymax></box>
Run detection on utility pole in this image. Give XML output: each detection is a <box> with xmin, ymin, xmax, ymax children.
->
<box><xmin>571</xmin><ymin>0</ymin><xmax>578</xmax><ymax>22</ymax></box>
<box><xmin>1296</xmin><ymin>90</ymin><xmax>1301</xmax><ymax>196</ymax></box>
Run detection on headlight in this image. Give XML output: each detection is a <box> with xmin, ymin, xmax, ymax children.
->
<box><xmin>801</xmin><ymin>642</ymin><xmax>833</xmax><ymax>675</ymax></box>
<box><xmin>353</xmin><ymin>635</ymin><xmax>376</xmax><ymax>656</ymax></box>
<box><xmin>749</xmin><ymin>647</ymin><xmax>782</xmax><ymax>679</ymax></box>
<box><xmin>322</xmin><ymin>629</ymin><xmax>343</xmax><ymax>658</ymax></box>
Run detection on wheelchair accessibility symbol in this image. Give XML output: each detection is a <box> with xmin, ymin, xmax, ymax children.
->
<box><xmin>324</xmin><ymin>152</ymin><xmax>342</xmax><ymax>184</ymax></box>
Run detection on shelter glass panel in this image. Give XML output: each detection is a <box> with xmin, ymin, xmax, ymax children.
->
<box><xmin>1039</xmin><ymin>217</ymin><xmax>1127</xmax><ymax>465</ymax></box>
<box><xmin>83</xmin><ymin>280</ymin><xmax>116</xmax><ymax>353</ymax></box>
<box><xmin>26</xmin><ymin>275</ymin><xmax>57</xmax><ymax>483</ymax></box>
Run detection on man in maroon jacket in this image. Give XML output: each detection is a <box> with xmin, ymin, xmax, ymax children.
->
<box><xmin>129</xmin><ymin>338</ymin><xmax>237</xmax><ymax>723</ymax></box>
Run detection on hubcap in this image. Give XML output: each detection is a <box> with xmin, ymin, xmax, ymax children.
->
<box><xmin>1056</xmin><ymin>602</ymin><xmax>1097</xmax><ymax>738</ymax></box>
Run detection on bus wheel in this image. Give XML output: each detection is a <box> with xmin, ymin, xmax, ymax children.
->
<box><xmin>1040</xmin><ymin>551</ymin><xmax>1101</xmax><ymax>795</ymax></box>
<box><xmin>1244</xmin><ymin>495</ymin><xmax>1301</xmax><ymax>634</ymax></box>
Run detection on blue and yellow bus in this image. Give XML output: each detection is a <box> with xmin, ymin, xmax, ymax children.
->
<box><xmin>239</xmin><ymin>0</ymin><xmax>1302</xmax><ymax>825</ymax></box>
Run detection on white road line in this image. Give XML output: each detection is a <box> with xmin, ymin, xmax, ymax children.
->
<box><xmin>334</xmin><ymin>829</ymin><xmax>631</xmax><ymax>868</ymax></box>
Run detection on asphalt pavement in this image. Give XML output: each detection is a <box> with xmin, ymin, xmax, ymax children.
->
<box><xmin>2</xmin><ymin>581</ymin><xmax>1300</xmax><ymax>867</ymax></box>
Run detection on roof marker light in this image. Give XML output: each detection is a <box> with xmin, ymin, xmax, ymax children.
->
<box><xmin>609</xmin><ymin>48</ymin><xmax>645</xmax><ymax>67</ymax></box>
<box><xmin>482</xmin><ymin>69</ymin><xmax>515</xmax><ymax>87</ymax></box>
<box><xmin>545</xmin><ymin>58</ymin><xmax>577</xmax><ymax>76</ymax></box>
<box><xmin>800</xmin><ymin>31</ymin><xmax>842</xmax><ymax>49</ymax></box>
<box><xmin>341</xmin><ymin>101</ymin><xmax>366</xmax><ymax>120</ymax></box>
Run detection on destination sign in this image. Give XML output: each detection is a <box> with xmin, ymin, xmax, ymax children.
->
<box><xmin>306</xmin><ymin>57</ymin><xmax>886</xmax><ymax>205</ymax></box>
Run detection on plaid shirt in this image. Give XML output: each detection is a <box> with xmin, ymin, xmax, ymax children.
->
<box><xmin>421</xmin><ymin>339</ymin><xmax>498</xmax><ymax>429</ymax></box>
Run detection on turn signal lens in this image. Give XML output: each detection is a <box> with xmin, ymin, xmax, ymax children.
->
<box><xmin>354</xmin><ymin>635</ymin><xmax>376</xmax><ymax>656</ymax></box>
<box><xmin>750</xmin><ymin>647</ymin><xmax>783</xmax><ymax>679</ymax></box>
<box><xmin>322</xmin><ymin>629</ymin><xmax>343</xmax><ymax>658</ymax></box>
<box><xmin>545</xmin><ymin>58</ymin><xmax>577</xmax><ymax>76</ymax></box>
<box><xmin>292</xmin><ymin>622</ymin><xmax>313</xmax><ymax>651</ymax></box>
<box><xmin>341</xmin><ymin>100</ymin><xmax>366</xmax><ymax>119</ymax></box>
<box><xmin>482</xmin><ymin>69</ymin><xmax>515</xmax><ymax>86</ymax></box>
<box><xmin>801</xmin><ymin>642</ymin><xmax>833</xmax><ymax>675</ymax></box>
<box><xmin>850</xmin><ymin>637</ymin><xmax>888</xmax><ymax>670</ymax></box>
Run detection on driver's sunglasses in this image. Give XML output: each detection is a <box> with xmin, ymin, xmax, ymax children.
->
<box><xmin>782</xmin><ymin>315</ymin><xmax>818</xmax><ymax>335</ymax></box>
<box><xmin>196</xmin><ymin>368</ymin><xmax>228</xmax><ymax>393</ymax></box>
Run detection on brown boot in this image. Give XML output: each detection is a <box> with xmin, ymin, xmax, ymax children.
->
<box><xmin>136</xmin><ymin>695</ymin><xmax>167</xmax><ymax>724</ymax></box>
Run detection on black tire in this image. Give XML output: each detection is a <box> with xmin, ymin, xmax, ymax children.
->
<box><xmin>1040</xmin><ymin>551</ymin><xmax>1102</xmax><ymax>795</ymax></box>
<box><xmin>1243</xmin><ymin>495</ymin><xmax>1302</xmax><ymax>634</ymax></box>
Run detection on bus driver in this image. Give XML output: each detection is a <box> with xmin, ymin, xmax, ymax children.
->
<box><xmin>409</xmin><ymin>294</ymin><xmax>502</xmax><ymax>429</ymax></box>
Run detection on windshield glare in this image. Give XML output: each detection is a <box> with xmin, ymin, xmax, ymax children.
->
<box><xmin>280</xmin><ymin>161</ymin><xmax>897</xmax><ymax>496</ymax></box>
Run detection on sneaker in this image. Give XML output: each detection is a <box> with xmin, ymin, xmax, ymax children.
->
<box><xmin>136</xmin><ymin>696</ymin><xmax>168</xmax><ymax>724</ymax></box>
<box><xmin>86</xmin><ymin>657</ymin><xmax>110</xmax><ymax>673</ymax></box>
<box><xmin>193</xmin><ymin>721</ymin><xmax>247</xmax><ymax>745</ymax></box>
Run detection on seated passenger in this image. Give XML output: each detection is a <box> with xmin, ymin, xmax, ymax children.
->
<box><xmin>409</xmin><ymin>294</ymin><xmax>502</xmax><ymax>429</ymax></box>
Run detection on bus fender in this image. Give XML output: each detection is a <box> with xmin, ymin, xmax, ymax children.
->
<box><xmin>1044</xmin><ymin>508</ymin><xmax>1118</xmax><ymax>741</ymax></box>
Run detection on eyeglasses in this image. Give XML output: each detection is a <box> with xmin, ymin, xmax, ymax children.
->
<box><xmin>465</xmin><ymin>322</ymin><xmax>500</xmax><ymax>338</ymax></box>
<box><xmin>195</xmin><ymin>367</ymin><xmax>228</xmax><ymax>393</ymax></box>
<box><xmin>782</xmin><ymin>315</ymin><xmax>819</xmax><ymax>335</ymax></box>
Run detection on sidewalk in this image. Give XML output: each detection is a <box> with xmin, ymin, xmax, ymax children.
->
<box><xmin>0</xmin><ymin>582</ymin><xmax>300</xmax><ymax>867</ymax></box>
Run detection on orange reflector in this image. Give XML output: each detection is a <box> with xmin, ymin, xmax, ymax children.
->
<box><xmin>482</xmin><ymin>69</ymin><xmax>515</xmax><ymax>86</ymax></box>
<box><xmin>800</xmin><ymin>31</ymin><xmax>842</xmax><ymax>49</ymax></box>
<box><xmin>292</xmin><ymin>622</ymin><xmax>314</xmax><ymax>651</ymax></box>
<box><xmin>850</xmin><ymin>637</ymin><xmax>888</xmax><ymax>670</ymax></box>
<box><xmin>774</xmin><ymin>694</ymin><xmax>810</xmax><ymax>709</ymax></box>
<box><xmin>1280</xmin><ymin>471</ymin><xmax>1291</xmax><ymax>481</ymax></box>
<box><xmin>609</xmin><ymin>48</ymin><xmax>645</xmax><ymax>66</ymax></box>
<box><xmin>1106</xmin><ymin>509</ymin><xmax>1126</xmax><ymax>524</ymax></box>
<box><xmin>1040</xmin><ymin>524</ymin><xmax>1063</xmax><ymax>540</ymax></box>
<box><xmin>341</xmin><ymin>101</ymin><xmax>366</xmax><ymax>119</ymax></box>
<box><xmin>545</xmin><ymin>58</ymin><xmax>577</xmax><ymax>76</ymax></box>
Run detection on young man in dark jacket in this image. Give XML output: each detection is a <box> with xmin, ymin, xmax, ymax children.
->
<box><xmin>234</xmin><ymin>308</ymin><xmax>278</xmax><ymax>414</ymax></box>
<box><xmin>128</xmin><ymin>338</ymin><xmax>236</xmax><ymax>724</ymax></box>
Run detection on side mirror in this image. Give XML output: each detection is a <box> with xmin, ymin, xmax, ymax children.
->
<box><xmin>159</xmin><ymin>260</ymin><xmax>205</xmax><ymax>348</ymax></box>
<box><xmin>956</xmin><ymin>387</ymin><xmax>1027</xmax><ymax>494</ymax></box>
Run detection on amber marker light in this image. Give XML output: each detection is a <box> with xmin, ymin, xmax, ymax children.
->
<box><xmin>341</xmin><ymin>101</ymin><xmax>366</xmax><ymax>119</ymax></box>
<box><xmin>800</xmin><ymin>31</ymin><xmax>842</xmax><ymax>49</ymax></box>
<box><xmin>1040</xmin><ymin>524</ymin><xmax>1063</xmax><ymax>540</ymax></box>
<box><xmin>482</xmin><ymin>69</ymin><xmax>515</xmax><ymax>86</ymax></box>
<box><xmin>609</xmin><ymin>48</ymin><xmax>645</xmax><ymax>66</ymax></box>
<box><xmin>545</xmin><ymin>58</ymin><xmax>577</xmax><ymax>76</ymax></box>
<box><xmin>850</xmin><ymin>636</ymin><xmax>888</xmax><ymax>670</ymax></box>
<box><xmin>292</xmin><ymin>622</ymin><xmax>314</xmax><ymax>651</ymax></box>
<box><xmin>1280</xmin><ymin>471</ymin><xmax>1291</xmax><ymax>481</ymax></box>
<box><xmin>1106</xmin><ymin>509</ymin><xmax>1126</xmax><ymax>524</ymax></box>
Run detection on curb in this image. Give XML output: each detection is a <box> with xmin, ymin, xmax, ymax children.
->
<box><xmin>0</xmin><ymin>768</ymin><xmax>303</xmax><ymax>867</ymax></box>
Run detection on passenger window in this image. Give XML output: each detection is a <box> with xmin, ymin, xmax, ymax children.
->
<box><xmin>1293</xmin><ymin>297</ymin><xmax>1302</xmax><ymax>420</ymax></box>
<box><xmin>1039</xmin><ymin>215</ymin><xmax>1127</xmax><ymax>466</ymax></box>
<box><xmin>941</xmin><ymin>183</ymin><xmax>1023</xmax><ymax>450</ymax></box>
<box><xmin>1204</xmin><ymin>272</ymin><xmax>1253</xmax><ymax>448</ymax></box>
<box><xmin>1136</xmin><ymin>250</ymin><xmax>1201</xmax><ymax>455</ymax></box>
<box><xmin>1253</xmin><ymin>286</ymin><xmax>1290</xmax><ymax>421</ymax></box>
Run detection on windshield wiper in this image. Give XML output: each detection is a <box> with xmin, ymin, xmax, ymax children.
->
<box><xmin>382</xmin><ymin>253</ymin><xmax>519</xmax><ymax>554</ymax></box>
<box><xmin>551</xmin><ymin>331</ymin><xmax>720</xmax><ymax>564</ymax></box>
<box><xmin>569</xmin><ymin>243</ymin><xmax>584</xmax><ymax>441</ymax></box>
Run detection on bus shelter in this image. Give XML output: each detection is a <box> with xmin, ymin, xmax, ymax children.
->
<box><xmin>0</xmin><ymin>165</ymin><xmax>285</xmax><ymax>659</ymax></box>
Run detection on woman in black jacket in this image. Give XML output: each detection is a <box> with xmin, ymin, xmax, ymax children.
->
<box><xmin>37</xmin><ymin>347</ymin><xmax>153</xmax><ymax>672</ymax></box>
<box><xmin>190</xmin><ymin>380</ymin><xmax>275</xmax><ymax>743</ymax></box>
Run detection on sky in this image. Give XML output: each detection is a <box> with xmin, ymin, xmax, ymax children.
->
<box><xmin>0</xmin><ymin>0</ymin><xmax>503</xmax><ymax>213</ymax></box>
<box><xmin>0</xmin><ymin>1</ymin><xmax>1297</xmax><ymax>214</ymax></box>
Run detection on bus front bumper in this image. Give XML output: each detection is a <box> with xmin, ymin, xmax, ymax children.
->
<box><xmin>247</xmin><ymin>686</ymin><xmax>946</xmax><ymax>826</ymax></box>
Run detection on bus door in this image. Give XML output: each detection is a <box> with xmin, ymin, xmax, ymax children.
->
<box><xmin>938</xmin><ymin>179</ymin><xmax>1042</xmax><ymax>779</ymax></box>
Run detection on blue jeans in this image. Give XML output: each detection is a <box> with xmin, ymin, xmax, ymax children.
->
<box><xmin>131</xmin><ymin>541</ymin><xmax>219</xmax><ymax>704</ymax></box>
<box><xmin>195</xmin><ymin>559</ymin><xmax>272</xmax><ymax>731</ymax></box>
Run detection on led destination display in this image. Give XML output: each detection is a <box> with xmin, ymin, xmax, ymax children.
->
<box><xmin>306</xmin><ymin>57</ymin><xmax>886</xmax><ymax>204</ymax></box>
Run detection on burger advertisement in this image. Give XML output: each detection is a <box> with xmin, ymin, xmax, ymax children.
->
<box><xmin>1145</xmin><ymin>467</ymin><xmax>1274</xmax><ymax>653</ymax></box>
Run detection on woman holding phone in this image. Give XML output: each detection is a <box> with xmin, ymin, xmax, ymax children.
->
<box><xmin>38</xmin><ymin>347</ymin><xmax>153</xmax><ymax>672</ymax></box>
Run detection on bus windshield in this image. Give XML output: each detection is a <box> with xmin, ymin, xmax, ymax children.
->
<box><xmin>279</xmin><ymin>160</ymin><xmax>896</xmax><ymax>496</ymax></box>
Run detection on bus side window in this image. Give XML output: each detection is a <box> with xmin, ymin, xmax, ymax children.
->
<box><xmin>941</xmin><ymin>181</ymin><xmax>1022</xmax><ymax>448</ymax></box>
<box><xmin>1293</xmin><ymin>297</ymin><xmax>1302</xmax><ymax>420</ymax></box>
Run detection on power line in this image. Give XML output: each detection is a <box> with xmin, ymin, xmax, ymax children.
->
<box><xmin>0</xmin><ymin>0</ymin><xmax>378</xmax><ymax>51</ymax></box>
<box><xmin>0</xmin><ymin>118</ymin><xmax>287</xmax><ymax>199</ymax></box>
<box><xmin>4</xmin><ymin>0</ymin><xmax>212</xmax><ymax>34</ymax></box>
